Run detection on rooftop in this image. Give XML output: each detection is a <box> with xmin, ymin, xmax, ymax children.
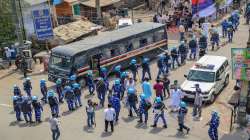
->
<box><xmin>52</xmin><ymin>22</ymin><xmax>165</xmax><ymax>56</ymax></box>
<box><xmin>23</xmin><ymin>0</ymin><xmax>48</xmax><ymax>6</ymax></box>
<box><xmin>80</xmin><ymin>0</ymin><xmax>120</xmax><ymax>8</ymax></box>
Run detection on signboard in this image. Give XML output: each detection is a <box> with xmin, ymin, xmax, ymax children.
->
<box><xmin>32</xmin><ymin>9</ymin><xmax>53</xmax><ymax>40</ymax></box>
<box><xmin>231</xmin><ymin>48</ymin><xmax>250</xmax><ymax>80</ymax></box>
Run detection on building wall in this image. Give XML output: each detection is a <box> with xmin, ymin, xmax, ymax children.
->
<box><xmin>55</xmin><ymin>2</ymin><xmax>73</xmax><ymax>17</ymax></box>
<box><xmin>22</xmin><ymin>2</ymin><xmax>49</xmax><ymax>38</ymax></box>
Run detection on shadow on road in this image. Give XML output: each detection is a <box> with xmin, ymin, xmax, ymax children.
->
<box><xmin>101</xmin><ymin>132</ymin><xmax>112</xmax><ymax>137</ymax></box>
<box><xmin>135</xmin><ymin>123</ymin><xmax>148</xmax><ymax>129</ymax></box>
<box><xmin>0</xmin><ymin>70</ymin><xmax>17</xmax><ymax>80</ymax></box>
<box><xmin>167</xmin><ymin>131</ymin><xmax>188</xmax><ymax>139</ymax></box>
<box><xmin>83</xmin><ymin>125</ymin><xmax>94</xmax><ymax>133</ymax></box>
<box><xmin>149</xmin><ymin>127</ymin><xmax>164</xmax><ymax>134</ymax></box>
<box><xmin>121</xmin><ymin>116</ymin><xmax>136</xmax><ymax>123</ymax></box>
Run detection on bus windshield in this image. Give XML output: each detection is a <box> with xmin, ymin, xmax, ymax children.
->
<box><xmin>187</xmin><ymin>70</ymin><xmax>215</xmax><ymax>83</ymax></box>
<box><xmin>50</xmin><ymin>55</ymin><xmax>72</xmax><ymax>70</ymax></box>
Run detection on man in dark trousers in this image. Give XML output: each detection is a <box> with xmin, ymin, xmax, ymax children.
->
<box><xmin>104</xmin><ymin>104</ymin><xmax>116</xmax><ymax>132</ymax></box>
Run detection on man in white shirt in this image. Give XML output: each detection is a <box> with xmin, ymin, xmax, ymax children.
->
<box><xmin>104</xmin><ymin>104</ymin><xmax>116</xmax><ymax>132</ymax></box>
<box><xmin>49</xmin><ymin>113</ymin><xmax>60</xmax><ymax>140</ymax></box>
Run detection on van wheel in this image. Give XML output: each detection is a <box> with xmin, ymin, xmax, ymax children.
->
<box><xmin>209</xmin><ymin>94</ymin><xmax>215</xmax><ymax>104</ymax></box>
<box><xmin>78</xmin><ymin>78</ymin><xmax>86</xmax><ymax>88</ymax></box>
<box><xmin>224</xmin><ymin>75</ymin><xmax>229</xmax><ymax>87</ymax></box>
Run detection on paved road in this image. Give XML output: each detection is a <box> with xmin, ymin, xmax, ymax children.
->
<box><xmin>0</xmin><ymin>17</ymin><xmax>249</xmax><ymax>140</ymax></box>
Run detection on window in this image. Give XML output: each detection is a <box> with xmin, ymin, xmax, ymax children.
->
<box><xmin>73</xmin><ymin>4</ymin><xmax>80</xmax><ymax>16</ymax></box>
<box><xmin>223</xmin><ymin>60</ymin><xmax>229</xmax><ymax>69</ymax></box>
<box><xmin>74</xmin><ymin>55</ymin><xmax>87</xmax><ymax>68</ymax></box>
<box><xmin>126</xmin><ymin>43</ymin><xmax>134</xmax><ymax>52</ymax></box>
<box><xmin>110</xmin><ymin>48</ymin><xmax>120</xmax><ymax>57</ymax></box>
<box><xmin>216</xmin><ymin>66</ymin><xmax>225</xmax><ymax>79</ymax></box>
<box><xmin>187</xmin><ymin>70</ymin><xmax>215</xmax><ymax>82</ymax></box>
<box><xmin>139</xmin><ymin>38</ymin><xmax>148</xmax><ymax>47</ymax></box>
<box><xmin>50</xmin><ymin>55</ymin><xmax>72</xmax><ymax>70</ymax></box>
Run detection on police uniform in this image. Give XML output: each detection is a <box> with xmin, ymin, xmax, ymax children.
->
<box><xmin>21</xmin><ymin>96</ymin><xmax>33</xmax><ymax>123</ymax></box>
<box><xmin>56</xmin><ymin>79</ymin><xmax>64</xmax><ymax>103</ymax></box>
<box><xmin>32</xmin><ymin>96</ymin><xmax>43</xmax><ymax>122</ymax></box>
<box><xmin>23</xmin><ymin>78</ymin><xmax>32</xmax><ymax>96</ymax></box>
<box><xmin>86</xmin><ymin>71</ymin><xmax>95</xmax><ymax>95</ymax></box>
<box><xmin>129</xmin><ymin>59</ymin><xmax>138</xmax><ymax>81</ymax></box>
<box><xmin>12</xmin><ymin>96</ymin><xmax>23</xmax><ymax>121</ymax></box>
<box><xmin>141</xmin><ymin>57</ymin><xmax>152</xmax><ymax>81</ymax></box>
<box><xmin>40</xmin><ymin>79</ymin><xmax>48</xmax><ymax>103</ymax></box>
<box><xmin>108</xmin><ymin>94</ymin><xmax>121</xmax><ymax>121</ymax></box>
<box><xmin>112</xmin><ymin>79</ymin><xmax>123</xmax><ymax>100</ymax></box>
<box><xmin>208</xmin><ymin>112</ymin><xmax>220</xmax><ymax>140</ymax></box>
<box><xmin>47</xmin><ymin>90</ymin><xmax>60</xmax><ymax>116</ymax></box>
<box><xmin>138</xmin><ymin>94</ymin><xmax>150</xmax><ymax>124</ymax></box>
<box><xmin>64</xmin><ymin>86</ymin><xmax>75</xmax><ymax>111</ymax></box>
<box><xmin>151</xmin><ymin>97</ymin><xmax>167</xmax><ymax>128</ymax></box>
<box><xmin>73</xmin><ymin>83</ymin><xmax>82</xmax><ymax>107</ymax></box>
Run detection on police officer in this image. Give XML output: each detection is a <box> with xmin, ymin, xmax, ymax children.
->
<box><xmin>138</xmin><ymin>94</ymin><xmax>151</xmax><ymax>124</ymax></box>
<box><xmin>199</xmin><ymin>32</ymin><xmax>208</xmax><ymax>57</ymax></box>
<box><xmin>64</xmin><ymin>86</ymin><xmax>75</xmax><ymax>111</ymax></box>
<box><xmin>141</xmin><ymin>57</ymin><xmax>152</xmax><ymax>81</ymax></box>
<box><xmin>157</xmin><ymin>54</ymin><xmax>166</xmax><ymax>79</ymax></box>
<box><xmin>210</xmin><ymin>28</ymin><xmax>219</xmax><ymax>51</ymax></box>
<box><xmin>120</xmin><ymin>71</ymin><xmax>128</xmax><ymax>99</ymax></box>
<box><xmin>69</xmin><ymin>74</ymin><xmax>77</xmax><ymax>87</ymax></box>
<box><xmin>40</xmin><ymin>79</ymin><xmax>48</xmax><ymax>103</ymax></box>
<box><xmin>23</xmin><ymin>77</ymin><xmax>32</xmax><ymax>96</ymax></box>
<box><xmin>151</xmin><ymin>97</ymin><xmax>167</xmax><ymax>128</ymax></box>
<box><xmin>86</xmin><ymin>70</ymin><xmax>95</xmax><ymax>95</ymax></box>
<box><xmin>56</xmin><ymin>78</ymin><xmax>64</xmax><ymax>103</ymax></box>
<box><xmin>114</xmin><ymin>65</ymin><xmax>122</xmax><ymax>78</ymax></box>
<box><xmin>112</xmin><ymin>79</ymin><xmax>123</xmax><ymax>100</ymax></box>
<box><xmin>73</xmin><ymin>83</ymin><xmax>82</xmax><ymax>107</ymax></box>
<box><xmin>227</xmin><ymin>21</ymin><xmax>234</xmax><ymax>43</ymax></box>
<box><xmin>129</xmin><ymin>59</ymin><xmax>138</xmax><ymax>81</ymax></box>
<box><xmin>13</xmin><ymin>85</ymin><xmax>21</xmax><ymax>96</ymax></box>
<box><xmin>32</xmin><ymin>96</ymin><xmax>43</xmax><ymax>123</ymax></box>
<box><xmin>12</xmin><ymin>95</ymin><xmax>23</xmax><ymax>121</ymax></box>
<box><xmin>171</xmin><ymin>47</ymin><xmax>180</xmax><ymax>69</ymax></box>
<box><xmin>100</xmin><ymin>67</ymin><xmax>108</xmax><ymax>81</ymax></box>
<box><xmin>221</xmin><ymin>19</ymin><xmax>228</xmax><ymax>38</ymax></box>
<box><xmin>21</xmin><ymin>96</ymin><xmax>33</xmax><ymax>123</ymax></box>
<box><xmin>47</xmin><ymin>90</ymin><xmax>60</xmax><ymax>117</ymax></box>
<box><xmin>127</xmin><ymin>87</ymin><xmax>138</xmax><ymax>117</ymax></box>
<box><xmin>178</xmin><ymin>41</ymin><xmax>187</xmax><ymax>65</ymax></box>
<box><xmin>189</xmin><ymin>36</ymin><xmax>198</xmax><ymax>60</ymax></box>
<box><xmin>96</xmin><ymin>78</ymin><xmax>107</xmax><ymax>107</ymax></box>
<box><xmin>164</xmin><ymin>51</ymin><xmax>171</xmax><ymax>74</ymax></box>
<box><xmin>208</xmin><ymin>111</ymin><xmax>220</xmax><ymax>140</ymax></box>
<box><xmin>178</xmin><ymin>101</ymin><xmax>190</xmax><ymax>134</ymax></box>
<box><xmin>108</xmin><ymin>92</ymin><xmax>121</xmax><ymax>121</ymax></box>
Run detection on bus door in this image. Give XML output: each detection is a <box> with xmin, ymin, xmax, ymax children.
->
<box><xmin>89</xmin><ymin>53</ymin><xmax>102</xmax><ymax>75</ymax></box>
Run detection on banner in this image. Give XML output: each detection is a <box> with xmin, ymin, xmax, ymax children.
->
<box><xmin>231</xmin><ymin>48</ymin><xmax>250</xmax><ymax>81</ymax></box>
<box><xmin>192</xmin><ymin>0</ymin><xmax>215</xmax><ymax>15</ymax></box>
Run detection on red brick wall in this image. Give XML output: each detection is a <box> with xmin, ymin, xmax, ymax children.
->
<box><xmin>55</xmin><ymin>2</ymin><xmax>73</xmax><ymax>16</ymax></box>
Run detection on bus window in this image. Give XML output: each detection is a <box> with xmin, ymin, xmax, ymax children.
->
<box><xmin>126</xmin><ymin>43</ymin><xmax>133</xmax><ymax>52</ymax></box>
<box><xmin>74</xmin><ymin>55</ymin><xmax>87</xmax><ymax>68</ymax></box>
<box><xmin>139</xmin><ymin>38</ymin><xmax>148</xmax><ymax>47</ymax></box>
<box><xmin>110</xmin><ymin>48</ymin><xmax>120</xmax><ymax>57</ymax></box>
<box><xmin>51</xmin><ymin>55</ymin><xmax>72</xmax><ymax>70</ymax></box>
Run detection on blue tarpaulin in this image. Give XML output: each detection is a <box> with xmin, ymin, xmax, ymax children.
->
<box><xmin>53</xmin><ymin>0</ymin><xmax>62</xmax><ymax>5</ymax></box>
<box><xmin>194</xmin><ymin>4</ymin><xmax>216</xmax><ymax>18</ymax></box>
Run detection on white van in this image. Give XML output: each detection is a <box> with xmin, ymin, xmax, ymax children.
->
<box><xmin>180</xmin><ymin>55</ymin><xmax>230</xmax><ymax>103</ymax></box>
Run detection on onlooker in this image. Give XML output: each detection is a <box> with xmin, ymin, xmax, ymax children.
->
<box><xmin>49</xmin><ymin>113</ymin><xmax>60</xmax><ymax>140</ymax></box>
<box><xmin>104</xmin><ymin>104</ymin><xmax>116</xmax><ymax>132</ymax></box>
<box><xmin>153</xmin><ymin>79</ymin><xmax>164</xmax><ymax>100</ymax></box>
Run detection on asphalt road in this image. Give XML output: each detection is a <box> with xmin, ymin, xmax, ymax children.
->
<box><xmin>0</xmin><ymin>17</ymin><xmax>249</xmax><ymax>140</ymax></box>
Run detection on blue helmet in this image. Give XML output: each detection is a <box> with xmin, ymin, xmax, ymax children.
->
<box><xmin>40</xmin><ymin>79</ymin><xmax>46</xmax><ymax>84</ymax></box>
<box><xmin>180</xmin><ymin>41</ymin><xmax>185</xmax><ymax>45</ymax></box>
<box><xmin>159</xmin><ymin>54</ymin><xmax>165</xmax><ymax>60</ymax></box>
<box><xmin>73</xmin><ymin>83</ymin><xmax>80</xmax><ymax>89</ymax></box>
<box><xmin>155</xmin><ymin>97</ymin><xmax>161</xmax><ymax>103</ymax></box>
<box><xmin>130</xmin><ymin>59</ymin><xmax>137</xmax><ymax>64</ymax></box>
<box><xmin>12</xmin><ymin>96</ymin><xmax>18</xmax><ymax>101</ymax></box>
<box><xmin>127</xmin><ymin>87</ymin><xmax>135</xmax><ymax>94</ymax></box>
<box><xmin>101</xmin><ymin>67</ymin><xmax>107</xmax><ymax>72</ymax></box>
<box><xmin>70</xmin><ymin>75</ymin><xmax>77</xmax><ymax>81</ymax></box>
<box><xmin>121</xmin><ymin>71</ymin><xmax>128</xmax><ymax>78</ymax></box>
<box><xmin>143</xmin><ymin>58</ymin><xmax>149</xmax><ymax>63</ymax></box>
<box><xmin>47</xmin><ymin>90</ymin><xmax>55</xmax><ymax>97</ymax></box>
<box><xmin>140</xmin><ymin>94</ymin><xmax>146</xmax><ymax>100</ymax></box>
<box><xmin>114</xmin><ymin>79</ymin><xmax>120</xmax><ymax>85</ymax></box>
<box><xmin>87</xmin><ymin>70</ymin><xmax>93</xmax><ymax>76</ymax></box>
<box><xmin>32</xmin><ymin>96</ymin><xmax>38</xmax><ymax>101</ymax></box>
<box><xmin>64</xmin><ymin>86</ymin><xmax>72</xmax><ymax>91</ymax></box>
<box><xmin>228</xmin><ymin>21</ymin><xmax>232</xmax><ymax>26</ymax></box>
<box><xmin>115</xmin><ymin>65</ymin><xmax>121</xmax><ymax>72</ymax></box>
<box><xmin>180</xmin><ymin>101</ymin><xmax>187</xmax><ymax>108</ymax></box>
<box><xmin>56</xmin><ymin>79</ymin><xmax>62</xmax><ymax>85</ymax></box>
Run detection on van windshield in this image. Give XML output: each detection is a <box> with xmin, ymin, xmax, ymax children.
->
<box><xmin>187</xmin><ymin>70</ymin><xmax>215</xmax><ymax>82</ymax></box>
<box><xmin>50</xmin><ymin>55</ymin><xmax>72</xmax><ymax>70</ymax></box>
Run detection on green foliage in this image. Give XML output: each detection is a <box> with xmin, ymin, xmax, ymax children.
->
<box><xmin>0</xmin><ymin>0</ymin><xmax>17</xmax><ymax>47</ymax></box>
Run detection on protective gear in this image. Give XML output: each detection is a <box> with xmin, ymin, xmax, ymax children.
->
<box><xmin>127</xmin><ymin>87</ymin><xmax>136</xmax><ymax>94</ymax></box>
<box><xmin>47</xmin><ymin>90</ymin><xmax>55</xmax><ymax>97</ymax></box>
<box><xmin>140</xmin><ymin>94</ymin><xmax>146</xmax><ymax>100</ymax></box>
<box><xmin>73</xmin><ymin>83</ymin><xmax>80</xmax><ymax>89</ymax></box>
<box><xmin>130</xmin><ymin>59</ymin><xmax>137</xmax><ymax>64</ymax></box>
<box><xmin>40</xmin><ymin>79</ymin><xmax>46</xmax><ymax>84</ymax></box>
<box><xmin>115</xmin><ymin>79</ymin><xmax>120</xmax><ymax>85</ymax></box>
<box><xmin>180</xmin><ymin>41</ymin><xmax>185</xmax><ymax>45</ymax></box>
<box><xmin>32</xmin><ymin>98</ymin><xmax>43</xmax><ymax>122</ymax></box>
<box><xmin>32</xmin><ymin>96</ymin><xmax>38</xmax><ymax>101</ymax></box>
<box><xmin>12</xmin><ymin>96</ymin><xmax>18</xmax><ymax>101</ymax></box>
<box><xmin>73</xmin><ymin>83</ymin><xmax>82</xmax><ymax>107</ymax></box>
<box><xmin>23</xmin><ymin>79</ymin><xmax>32</xmax><ymax>96</ymax></box>
<box><xmin>64</xmin><ymin>87</ymin><xmax>75</xmax><ymax>111</ymax></box>
<box><xmin>87</xmin><ymin>70</ymin><xmax>93</xmax><ymax>76</ymax></box>
<box><xmin>56</xmin><ymin>79</ymin><xmax>62</xmax><ymax>85</ymax></box>
<box><xmin>101</xmin><ymin>67</ymin><xmax>107</xmax><ymax>72</ymax></box>
<box><xmin>142</xmin><ymin>57</ymin><xmax>151</xmax><ymax>80</ymax></box>
<box><xmin>65</xmin><ymin>86</ymin><xmax>72</xmax><ymax>92</ymax></box>
<box><xmin>40</xmin><ymin>79</ymin><xmax>48</xmax><ymax>103</ymax></box>
<box><xmin>13</xmin><ymin>85</ymin><xmax>21</xmax><ymax>96</ymax></box>
<box><xmin>12</xmin><ymin>95</ymin><xmax>22</xmax><ymax>121</ymax></box>
<box><xmin>48</xmin><ymin>92</ymin><xmax>59</xmax><ymax>116</ymax></box>
<box><xmin>70</xmin><ymin>75</ymin><xmax>77</xmax><ymax>81</ymax></box>
<box><xmin>180</xmin><ymin>101</ymin><xmax>187</xmax><ymax>108</ymax></box>
<box><xmin>143</xmin><ymin>58</ymin><xmax>149</xmax><ymax>63</ymax></box>
<box><xmin>155</xmin><ymin>97</ymin><xmax>161</xmax><ymax>103</ymax></box>
<box><xmin>56</xmin><ymin>79</ymin><xmax>64</xmax><ymax>103</ymax></box>
<box><xmin>121</xmin><ymin>72</ymin><xmax>128</xmax><ymax>78</ymax></box>
<box><xmin>115</xmin><ymin>65</ymin><xmax>121</xmax><ymax>72</ymax></box>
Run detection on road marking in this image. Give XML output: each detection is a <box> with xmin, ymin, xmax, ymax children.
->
<box><xmin>0</xmin><ymin>104</ymin><xmax>12</xmax><ymax>108</ymax></box>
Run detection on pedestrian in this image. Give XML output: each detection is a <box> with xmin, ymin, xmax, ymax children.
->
<box><xmin>56</xmin><ymin>79</ymin><xmax>64</xmax><ymax>103</ymax></box>
<box><xmin>170</xmin><ymin>80</ymin><xmax>183</xmax><ymax>112</ymax></box>
<box><xmin>153</xmin><ymin>79</ymin><xmax>164</xmax><ymax>100</ymax></box>
<box><xmin>96</xmin><ymin>78</ymin><xmax>107</xmax><ymax>107</ymax></box>
<box><xmin>208</xmin><ymin>111</ymin><xmax>220</xmax><ymax>140</ymax></box>
<box><xmin>21</xmin><ymin>96</ymin><xmax>33</xmax><ymax>123</ymax></box>
<box><xmin>189</xmin><ymin>36</ymin><xmax>198</xmax><ymax>60</ymax></box>
<box><xmin>126</xmin><ymin>76</ymin><xmax>135</xmax><ymax>90</ymax></box>
<box><xmin>141</xmin><ymin>57</ymin><xmax>152</xmax><ymax>81</ymax></box>
<box><xmin>210</xmin><ymin>28</ymin><xmax>220</xmax><ymax>51</ymax></box>
<box><xmin>199</xmin><ymin>32</ymin><xmax>208</xmax><ymax>57</ymax></box>
<box><xmin>64</xmin><ymin>86</ymin><xmax>75</xmax><ymax>111</ymax></box>
<box><xmin>21</xmin><ymin>58</ymin><xmax>28</xmax><ymax>78</ymax></box>
<box><xmin>164</xmin><ymin>51</ymin><xmax>170</xmax><ymax>74</ymax></box>
<box><xmin>47</xmin><ymin>90</ymin><xmax>60</xmax><ymax>117</ymax></box>
<box><xmin>23</xmin><ymin>77</ymin><xmax>32</xmax><ymax>96</ymax></box>
<box><xmin>137</xmin><ymin>94</ymin><xmax>151</xmax><ymax>124</ymax></box>
<box><xmin>12</xmin><ymin>95</ymin><xmax>23</xmax><ymax>121</ymax></box>
<box><xmin>179</xmin><ymin>24</ymin><xmax>185</xmax><ymax>41</ymax></box>
<box><xmin>86</xmin><ymin>99</ymin><xmax>96</xmax><ymax>128</ymax></box>
<box><xmin>141</xmin><ymin>77</ymin><xmax>153</xmax><ymax>100</ymax></box>
<box><xmin>13</xmin><ymin>84</ymin><xmax>21</xmax><ymax>96</ymax></box>
<box><xmin>129</xmin><ymin>59</ymin><xmax>138</xmax><ymax>81</ymax></box>
<box><xmin>157</xmin><ymin>54</ymin><xmax>166</xmax><ymax>79</ymax></box>
<box><xmin>161</xmin><ymin>74</ymin><xmax>170</xmax><ymax>98</ymax></box>
<box><xmin>112</xmin><ymin>79</ymin><xmax>123</xmax><ymax>99</ymax></box>
<box><xmin>178</xmin><ymin>101</ymin><xmax>190</xmax><ymax>134</ymax></box>
<box><xmin>178</xmin><ymin>41</ymin><xmax>187</xmax><ymax>65</ymax></box>
<box><xmin>127</xmin><ymin>87</ymin><xmax>138</xmax><ymax>117</ymax></box>
<box><xmin>49</xmin><ymin>113</ymin><xmax>60</xmax><ymax>140</ymax></box>
<box><xmin>193</xmin><ymin>84</ymin><xmax>203</xmax><ymax>120</ymax></box>
<box><xmin>114</xmin><ymin>65</ymin><xmax>122</xmax><ymax>78</ymax></box>
<box><xmin>171</xmin><ymin>47</ymin><xmax>180</xmax><ymax>69</ymax></box>
<box><xmin>72</xmin><ymin>83</ymin><xmax>82</xmax><ymax>107</ymax></box>
<box><xmin>104</xmin><ymin>104</ymin><xmax>116</xmax><ymax>132</ymax></box>
<box><xmin>221</xmin><ymin>20</ymin><xmax>228</xmax><ymax>38</ymax></box>
<box><xmin>108</xmin><ymin>92</ymin><xmax>121</xmax><ymax>121</ymax></box>
<box><xmin>31</xmin><ymin>96</ymin><xmax>43</xmax><ymax>123</ymax></box>
<box><xmin>40</xmin><ymin>79</ymin><xmax>48</xmax><ymax>103</ymax></box>
<box><xmin>227</xmin><ymin>21</ymin><xmax>234</xmax><ymax>43</ymax></box>
<box><xmin>151</xmin><ymin>97</ymin><xmax>167</xmax><ymax>128</ymax></box>
<box><xmin>86</xmin><ymin>71</ymin><xmax>95</xmax><ymax>95</ymax></box>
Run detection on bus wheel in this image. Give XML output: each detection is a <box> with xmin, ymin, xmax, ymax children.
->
<box><xmin>79</xmin><ymin>78</ymin><xmax>86</xmax><ymax>88</ymax></box>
